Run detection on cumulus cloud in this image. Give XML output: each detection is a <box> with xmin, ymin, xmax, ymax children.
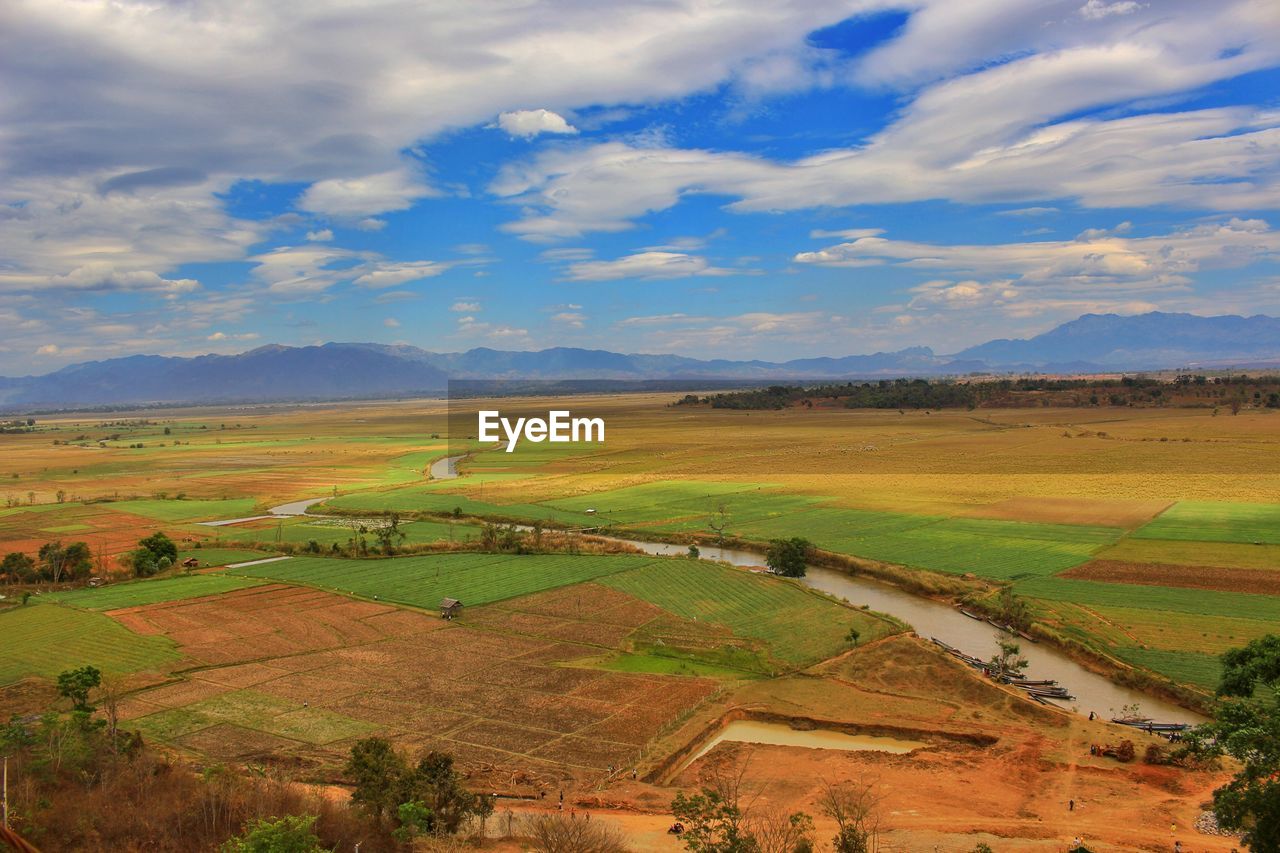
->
<box><xmin>297</xmin><ymin>168</ymin><xmax>436</xmax><ymax>219</ymax></box>
<box><xmin>497</xmin><ymin>109</ymin><xmax>578</xmax><ymax>138</ymax></box>
<box><xmin>492</xmin><ymin>2</ymin><xmax>1280</xmax><ymax>239</ymax></box>
<box><xmin>305</xmin><ymin>228</ymin><xmax>333</xmax><ymax>242</ymax></box>
<box><xmin>795</xmin><ymin>218</ymin><xmax>1280</xmax><ymax>327</ymax></box>
<box><xmin>551</xmin><ymin>311</ymin><xmax>587</xmax><ymax>328</ymax></box>
<box><xmin>451</xmin><ymin>301</ymin><xmax>482</xmax><ymax>312</ymax></box>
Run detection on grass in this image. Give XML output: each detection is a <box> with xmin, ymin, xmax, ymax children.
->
<box><xmin>231</xmin><ymin>552</ymin><xmax>663</xmax><ymax>609</ymax></box>
<box><xmin>133</xmin><ymin>688</ymin><xmax>377</xmax><ymax>746</ymax></box>
<box><xmin>1014</xmin><ymin>576</ymin><xmax>1280</xmax><ymax>622</ymax></box>
<box><xmin>324</xmin><ymin>487</ymin><xmax>599</xmax><ymax>526</ymax></box>
<box><xmin>599</xmin><ymin>561</ymin><xmax>895</xmax><ymax>668</ymax></box>
<box><xmin>209</xmin><ymin>518</ymin><xmax>481</xmax><ymax>548</ymax></box>
<box><xmin>1133</xmin><ymin>501</ymin><xmax>1280</xmax><ymax>545</ymax></box>
<box><xmin>108</xmin><ymin>497</ymin><xmax>261</xmax><ymax>522</ymax></box>
<box><xmin>178</xmin><ymin>547</ymin><xmax>277</xmax><ymax>567</ymax></box>
<box><xmin>1113</xmin><ymin>647</ymin><xmax>1223</xmax><ymax>691</ymax></box>
<box><xmin>0</xmin><ymin>604</ymin><xmax>180</xmax><ymax>684</ymax></box>
<box><xmin>1094</xmin><ymin>537</ymin><xmax>1280</xmax><ymax>570</ymax></box>
<box><xmin>44</xmin><ymin>574</ymin><xmax>265</xmax><ymax>610</ymax></box>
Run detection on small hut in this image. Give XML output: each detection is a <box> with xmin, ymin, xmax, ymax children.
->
<box><xmin>440</xmin><ymin>597</ymin><xmax>463</xmax><ymax>620</ymax></box>
<box><xmin>181</xmin><ymin>557</ymin><xmax>200</xmax><ymax>569</ymax></box>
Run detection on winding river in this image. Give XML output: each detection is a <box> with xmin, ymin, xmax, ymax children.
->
<box><xmin>346</xmin><ymin>454</ymin><xmax>1205</xmax><ymax>723</ymax></box>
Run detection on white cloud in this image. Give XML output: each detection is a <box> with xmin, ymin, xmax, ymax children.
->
<box><xmin>493</xmin><ymin>2</ymin><xmax>1280</xmax><ymax>239</ymax></box>
<box><xmin>352</xmin><ymin>261</ymin><xmax>451</xmax><ymax>289</ymax></box>
<box><xmin>564</xmin><ymin>251</ymin><xmax>742</xmax><ymax>281</ymax></box>
<box><xmin>451</xmin><ymin>301</ymin><xmax>482</xmax><ymax>312</ymax></box>
<box><xmin>305</xmin><ymin>229</ymin><xmax>333</xmax><ymax>242</ymax></box>
<box><xmin>551</xmin><ymin>311</ymin><xmax>586</xmax><ymax>328</ymax></box>
<box><xmin>297</xmin><ymin>168</ymin><xmax>435</xmax><ymax>219</ymax></box>
<box><xmin>497</xmin><ymin>109</ymin><xmax>579</xmax><ymax>138</ymax></box>
<box><xmin>1080</xmin><ymin>1</ymin><xmax>1143</xmax><ymax>21</ymax></box>
<box><xmin>383</xmin><ymin>317</ymin><xmax>401</xmax><ymax>328</ymax></box>
<box><xmin>796</xmin><ymin>217</ymin><xmax>1280</xmax><ymax>329</ymax></box>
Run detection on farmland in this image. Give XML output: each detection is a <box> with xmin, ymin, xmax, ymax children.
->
<box><xmin>105</xmin><ymin>582</ymin><xmax>726</xmax><ymax>778</ymax></box>
<box><xmin>1</xmin><ymin>395</ymin><xmax>1277</xmax><ymax>721</ymax></box>
<box><xmin>231</xmin><ymin>552</ymin><xmax>665</xmax><ymax>609</ymax></box>
<box><xmin>0</xmin><ymin>604</ymin><xmax>180</xmax><ymax>684</ymax></box>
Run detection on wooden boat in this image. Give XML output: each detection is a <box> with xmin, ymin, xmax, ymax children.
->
<box><xmin>957</xmin><ymin>608</ymin><xmax>984</xmax><ymax>620</ymax></box>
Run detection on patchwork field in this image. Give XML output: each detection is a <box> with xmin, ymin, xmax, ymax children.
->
<box><xmin>108</xmin><ymin>581</ymin><xmax>725</xmax><ymax>779</ymax></box>
<box><xmin>231</xmin><ymin>552</ymin><xmax>665</xmax><ymax>609</ymax></box>
<box><xmin>2</xmin><ymin>395</ymin><xmax>1278</xmax><ymax>704</ymax></box>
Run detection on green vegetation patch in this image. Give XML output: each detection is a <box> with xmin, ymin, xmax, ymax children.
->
<box><xmin>323</xmin><ymin>487</ymin><xmax>598</xmax><ymax>526</ymax></box>
<box><xmin>177</xmin><ymin>548</ymin><xmax>278</xmax><ymax>567</ymax></box>
<box><xmin>1015</xmin><ymin>576</ymin><xmax>1280</xmax><ymax>622</ymax></box>
<box><xmin>132</xmin><ymin>688</ymin><xmax>376</xmax><ymax>745</ymax></box>
<box><xmin>599</xmin><ymin>561</ymin><xmax>893</xmax><ymax>668</ymax></box>
<box><xmin>108</xmin><ymin>497</ymin><xmax>261</xmax><ymax>522</ymax></box>
<box><xmin>1113</xmin><ymin>647</ymin><xmax>1223</xmax><ymax>691</ymax></box>
<box><xmin>1133</xmin><ymin>501</ymin><xmax>1280</xmax><ymax>545</ymax></box>
<box><xmin>1096</xmin><ymin>538</ymin><xmax>1280</xmax><ymax>570</ymax></box>
<box><xmin>210</xmin><ymin>518</ymin><xmax>480</xmax><ymax>549</ymax></box>
<box><xmin>233</xmin><ymin>552</ymin><xmax>662</xmax><ymax>609</ymax></box>
<box><xmin>44</xmin><ymin>575</ymin><xmax>265</xmax><ymax>610</ymax></box>
<box><xmin>0</xmin><ymin>604</ymin><xmax>180</xmax><ymax>684</ymax></box>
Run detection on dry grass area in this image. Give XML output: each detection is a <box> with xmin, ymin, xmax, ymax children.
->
<box><xmin>112</xmin><ymin>582</ymin><xmax>720</xmax><ymax>786</ymax></box>
<box><xmin>625</xmin><ymin>636</ymin><xmax>1239</xmax><ymax>852</ymax></box>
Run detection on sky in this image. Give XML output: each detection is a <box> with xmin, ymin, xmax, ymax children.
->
<box><xmin>1</xmin><ymin>0</ymin><xmax>1279</xmax><ymax>375</ymax></box>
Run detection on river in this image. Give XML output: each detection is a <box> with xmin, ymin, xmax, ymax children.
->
<box><xmin>315</xmin><ymin>453</ymin><xmax>1204</xmax><ymax>724</ymax></box>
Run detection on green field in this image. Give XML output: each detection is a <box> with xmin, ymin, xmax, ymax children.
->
<box><xmin>108</xmin><ymin>497</ymin><xmax>261</xmax><ymax>522</ymax></box>
<box><xmin>0</xmin><ymin>604</ymin><xmax>180</xmax><ymax>684</ymax></box>
<box><xmin>178</xmin><ymin>547</ymin><xmax>277</xmax><ymax>567</ymax></box>
<box><xmin>1014</xmin><ymin>575</ymin><xmax>1280</xmax><ymax>622</ymax></box>
<box><xmin>1113</xmin><ymin>647</ymin><xmax>1223</xmax><ymax>691</ymax></box>
<box><xmin>599</xmin><ymin>561</ymin><xmax>894</xmax><ymax>667</ymax></box>
<box><xmin>132</xmin><ymin>688</ymin><xmax>377</xmax><ymax>746</ymax></box>
<box><xmin>44</xmin><ymin>575</ymin><xmax>265</xmax><ymax>610</ymax></box>
<box><xmin>583</xmin><ymin>650</ymin><xmax>754</xmax><ymax>679</ymax></box>
<box><xmin>325</xmin><ymin>487</ymin><xmax>600</xmax><ymax>526</ymax></box>
<box><xmin>1133</xmin><ymin>501</ymin><xmax>1280</xmax><ymax>545</ymax></box>
<box><xmin>208</xmin><ymin>517</ymin><xmax>482</xmax><ymax>549</ymax></box>
<box><xmin>232</xmin><ymin>552</ymin><xmax>664</xmax><ymax>609</ymax></box>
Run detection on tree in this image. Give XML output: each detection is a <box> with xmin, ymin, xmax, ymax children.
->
<box><xmin>220</xmin><ymin>815</ymin><xmax>326</xmax><ymax>853</ymax></box>
<box><xmin>1</xmin><ymin>551</ymin><xmax>36</xmax><ymax>582</ymax></box>
<box><xmin>764</xmin><ymin>538</ymin><xmax>811</xmax><ymax>578</ymax></box>
<box><xmin>346</xmin><ymin>736</ymin><xmax>407</xmax><ymax>819</ymax></box>
<box><xmin>819</xmin><ymin>779</ymin><xmax>883</xmax><ymax>853</ymax></box>
<box><xmin>987</xmin><ymin>637</ymin><xmax>1028</xmax><ymax>680</ymax></box>
<box><xmin>138</xmin><ymin>531</ymin><xmax>178</xmax><ymax>563</ymax></box>
<box><xmin>373</xmin><ymin>512</ymin><xmax>407</xmax><ymax>555</ymax></box>
<box><xmin>1184</xmin><ymin>634</ymin><xmax>1280</xmax><ymax>851</ymax></box>
<box><xmin>687</xmin><ymin>544</ymin><xmax>700</xmax><ymax>559</ymax></box>
<box><xmin>671</xmin><ymin>761</ymin><xmax>755</xmax><ymax>853</ymax></box>
<box><xmin>56</xmin><ymin>665</ymin><xmax>102</xmax><ymax>712</ymax></box>
<box><xmin>992</xmin><ymin>587</ymin><xmax>1032</xmax><ymax>632</ymax></box>
<box><xmin>403</xmin><ymin>750</ymin><xmax>483</xmax><ymax>834</ymax></box>
<box><xmin>708</xmin><ymin>503</ymin><xmax>730</xmax><ymax>546</ymax></box>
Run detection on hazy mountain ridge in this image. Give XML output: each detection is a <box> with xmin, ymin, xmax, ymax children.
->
<box><xmin>2</xmin><ymin>312</ymin><xmax>1277</xmax><ymax>409</ymax></box>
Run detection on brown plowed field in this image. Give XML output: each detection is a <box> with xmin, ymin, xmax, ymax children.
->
<box><xmin>1062</xmin><ymin>558</ymin><xmax>1280</xmax><ymax>595</ymax></box>
<box><xmin>111</xmin><ymin>583</ymin><xmax>719</xmax><ymax>786</ymax></box>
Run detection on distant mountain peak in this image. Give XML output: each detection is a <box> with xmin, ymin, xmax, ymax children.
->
<box><xmin>1</xmin><ymin>312</ymin><xmax>1276</xmax><ymax>410</ymax></box>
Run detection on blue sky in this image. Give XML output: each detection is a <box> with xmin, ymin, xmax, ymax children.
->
<box><xmin>1</xmin><ymin>0</ymin><xmax>1279</xmax><ymax>374</ymax></box>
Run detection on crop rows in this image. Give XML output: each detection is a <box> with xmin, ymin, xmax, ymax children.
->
<box><xmin>0</xmin><ymin>605</ymin><xmax>180</xmax><ymax>684</ymax></box>
<box><xmin>1133</xmin><ymin>500</ymin><xmax>1280</xmax><ymax>545</ymax></box>
<box><xmin>233</xmin><ymin>552</ymin><xmax>661</xmax><ymax>609</ymax></box>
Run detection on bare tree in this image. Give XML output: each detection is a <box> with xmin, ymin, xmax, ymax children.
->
<box><xmin>819</xmin><ymin>777</ymin><xmax>885</xmax><ymax>853</ymax></box>
<box><xmin>523</xmin><ymin>812</ymin><xmax>631</xmax><ymax>853</ymax></box>
<box><xmin>746</xmin><ymin>806</ymin><xmax>814</xmax><ymax>853</ymax></box>
<box><xmin>708</xmin><ymin>502</ymin><xmax>730</xmax><ymax>546</ymax></box>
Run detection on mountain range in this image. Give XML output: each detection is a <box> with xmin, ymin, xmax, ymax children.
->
<box><xmin>2</xmin><ymin>312</ymin><xmax>1278</xmax><ymax>410</ymax></box>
